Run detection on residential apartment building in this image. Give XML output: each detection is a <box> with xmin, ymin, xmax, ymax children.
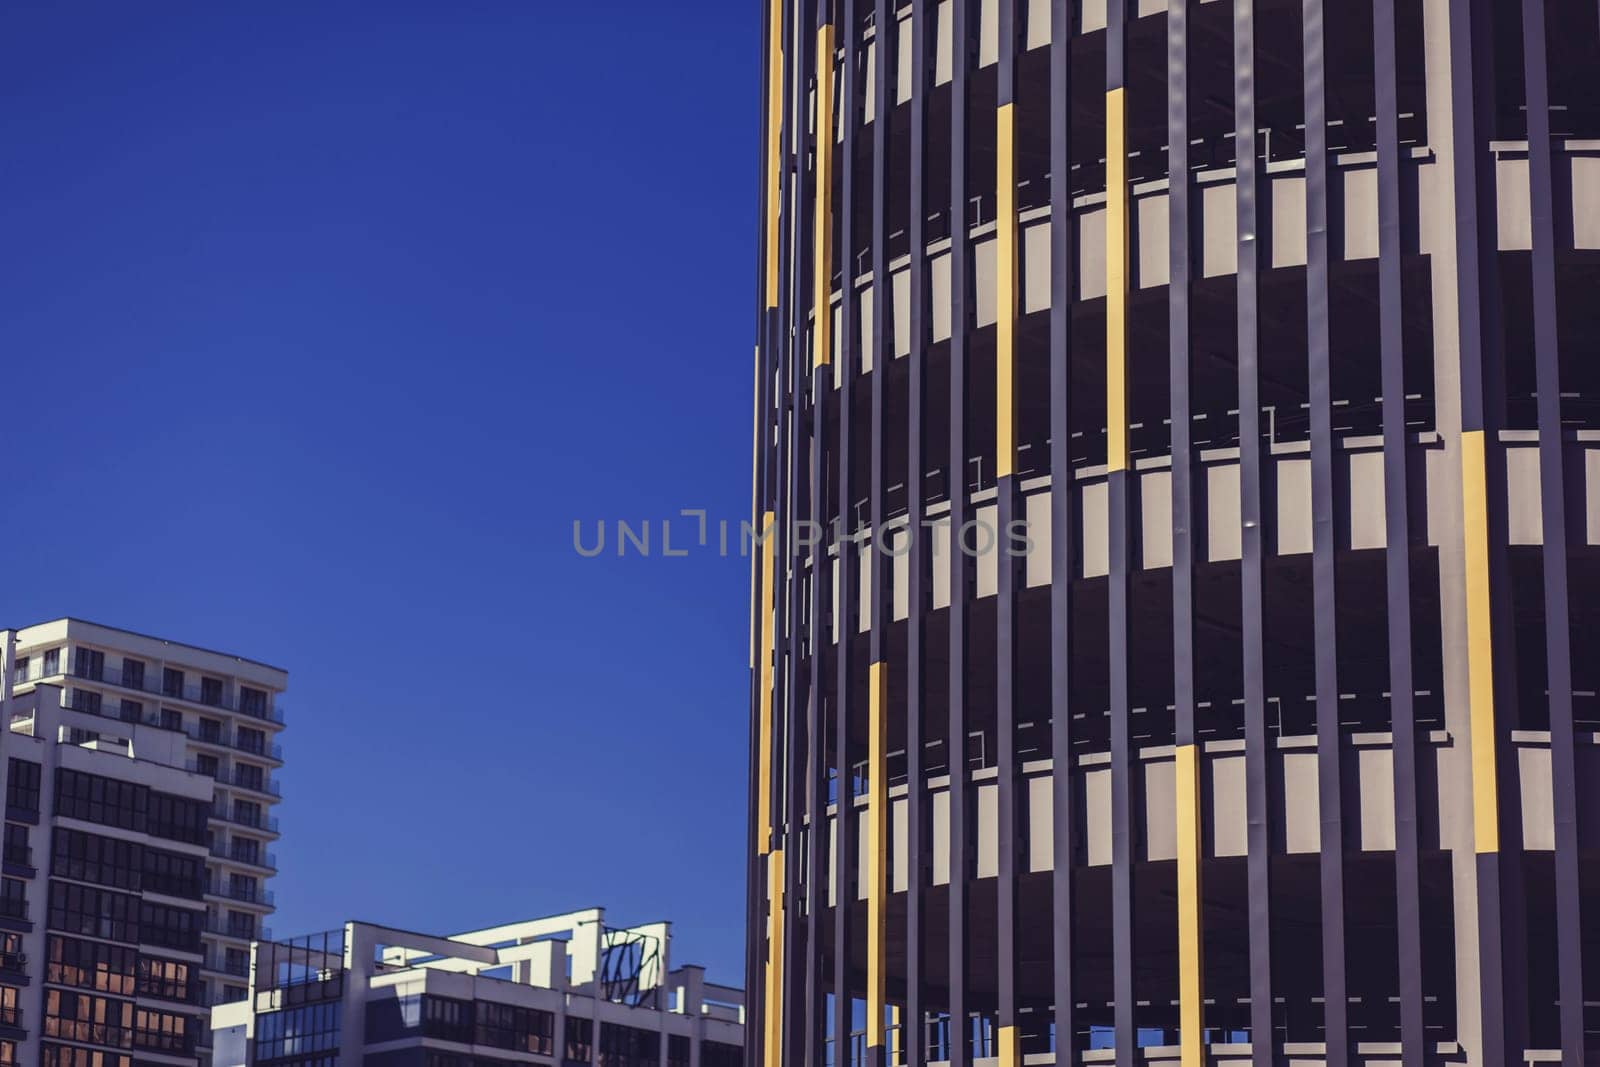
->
<box><xmin>0</xmin><ymin>679</ymin><xmax>215</xmax><ymax>1064</ymax></box>
<box><xmin>210</xmin><ymin>907</ymin><xmax>745</xmax><ymax>1067</ymax></box>
<box><xmin>748</xmin><ymin>2</ymin><xmax>1599</xmax><ymax>1067</ymax></box>
<box><xmin>7</xmin><ymin>618</ymin><xmax>287</xmax><ymax>1054</ymax></box>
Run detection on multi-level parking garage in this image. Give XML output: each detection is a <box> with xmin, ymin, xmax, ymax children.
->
<box><xmin>747</xmin><ymin>2</ymin><xmax>1600</xmax><ymax>1067</ymax></box>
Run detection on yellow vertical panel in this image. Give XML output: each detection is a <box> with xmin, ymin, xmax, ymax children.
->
<box><xmin>996</xmin><ymin>102</ymin><xmax>1017</xmax><ymax>478</ymax></box>
<box><xmin>998</xmin><ymin>1024</ymin><xmax>1019</xmax><ymax>1067</ymax></box>
<box><xmin>764</xmin><ymin>850</ymin><xmax>786</xmax><ymax>1067</ymax></box>
<box><xmin>814</xmin><ymin>23</ymin><xmax>837</xmax><ymax>369</ymax></box>
<box><xmin>1461</xmin><ymin>431</ymin><xmax>1499</xmax><ymax>854</ymax></box>
<box><xmin>1175</xmin><ymin>744</ymin><xmax>1204</xmax><ymax>1067</ymax></box>
<box><xmin>1105</xmin><ymin>88</ymin><xmax>1129</xmax><ymax>473</ymax></box>
<box><xmin>765</xmin><ymin>0</ymin><xmax>783</xmax><ymax>308</ymax></box>
<box><xmin>757</xmin><ymin>510</ymin><xmax>777</xmax><ymax>854</ymax></box>
<box><xmin>750</xmin><ymin>346</ymin><xmax>762</xmax><ymax>671</ymax></box>
<box><xmin>867</xmin><ymin>660</ymin><xmax>889</xmax><ymax>1051</ymax></box>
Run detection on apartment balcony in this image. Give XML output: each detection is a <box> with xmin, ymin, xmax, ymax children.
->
<box><xmin>60</xmin><ymin>699</ymin><xmax>285</xmax><ymax>765</ymax></box>
<box><xmin>205</xmin><ymin>950</ymin><xmax>251</xmax><ymax>978</ymax></box>
<box><xmin>204</xmin><ymin>915</ymin><xmax>272</xmax><ymax>941</ymax></box>
<box><xmin>0</xmin><ymin>950</ymin><xmax>28</xmax><ymax>982</ymax></box>
<box><xmin>206</xmin><ymin>879</ymin><xmax>275</xmax><ymax>908</ymax></box>
<box><xmin>220</xmin><ymin>807</ymin><xmax>280</xmax><ymax>836</ymax></box>
<box><xmin>228</xmin><ymin>770</ymin><xmax>282</xmax><ymax>798</ymax></box>
<box><xmin>191</xmin><ymin>725</ymin><xmax>284</xmax><ymax>764</ymax></box>
<box><xmin>209</xmin><ymin>841</ymin><xmax>278</xmax><ymax>873</ymax></box>
<box><xmin>22</xmin><ymin>659</ymin><xmax>287</xmax><ymax>725</ymax></box>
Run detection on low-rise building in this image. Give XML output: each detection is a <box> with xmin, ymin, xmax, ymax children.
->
<box><xmin>211</xmin><ymin>908</ymin><xmax>744</xmax><ymax>1067</ymax></box>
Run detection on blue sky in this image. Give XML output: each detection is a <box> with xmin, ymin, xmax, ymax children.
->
<box><xmin>0</xmin><ymin>2</ymin><xmax>758</xmax><ymax>980</ymax></box>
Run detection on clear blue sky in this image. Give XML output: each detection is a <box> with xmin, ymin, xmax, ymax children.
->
<box><xmin>0</xmin><ymin>2</ymin><xmax>759</xmax><ymax>982</ymax></box>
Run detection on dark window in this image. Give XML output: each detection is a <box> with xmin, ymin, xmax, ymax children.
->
<box><xmin>239</xmin><ymin>686</ymin><xmax>267</xmax><ymax>717</ymax></box>
<box><xmin>221</xmin><ymin>983</ymin><xmax>247</xmax><ymax>1004</ymax></box>
<box><xmin>235</xmin><ymin>763</ymin><xmax>264</xmax><ymax>792</ymax></box>
<box><xmin>133</xmin><ymin>1005</ymin><xmax>192</xmax><ymax>1053</ymax></box>
<box><xmin>11</xmin><ymin>657</ymin><xmax>27</xmax><ymax>685</ymax></box>
<box><xmin>47</xmin><ymin>935</ymin><xmax>137</xmax><ymax>996</ymax></box>
<box><xmin>3</xmin><ymin>824</ymin><xmax>29</xmax><ymax>868</ymax></box>
<box><xmin>69</xmin><ymin>690</ymin><xmax>101</xmax><ymax>716</ymax></box>
<box><xmin>474</xmin><ymin>999</ymin><xmax>555</xmax><ymax>1054</ymax></box>
<box><xmin>158</xmin><ymin>707</ymin><xmax>182</xmax><ymax>731</ymax></box>
<box><xmin>42</xmin><ymin>1043</ymin><xmax>131</xmax><ymax>1067</ymax></box>
<box><xmin>137</xmin><ymin>900</ymin><xmax>200</xmax><ymax>952</ymax></box>
<box><xmin>0</xmin><ymin>932</ymin><xmax>22</xmax><ymax>972</ymax></box>
<box><xmin>199</xmin><ymin>718</ymin><xmax>223</xmax><ymax>744</ymax></box>
<box><xmin>567</xmin><ymin>1015</ymin><xmax>595</xmax><ymax>1062</ymax></box>
<box><xmin>119</xmin><ymin>659</ymin><xmax>144</xmax><ymax>690</ymax></box>
<box><xmin>223</xmin><ymin>947</ymin><xmax>249</xmax><ymax>977</ymax></box>
<box><xmin>600</xmin><ymin>1022</ymin><xmax>661</xmax><ymax>1067</ymax></box>
<box><xmin>420</xmin><ymin>995</ymin><xmax>473</xmax><ymax>1043</ymax></box>
<box><xmin>146</xmin><ymin>791</ymin><xmax>206</xmax><ymax>845</ymax></box>
<box><xmin>55</xmin><ymin>769</ymin><xmax>147</xmax><ymax>832</ymax></box>
<box><xmin>47</xmin><ymin>881</ymin><xmax>138</xmax><ymax>943</ymax></box>
<box><xmin>4</xmin><ymin>761</ymin><xmax>38</xmax><ymax>814</ymax></box>
<box><xmin>195</xmin><ymin>755</ymin><xmax>219</xmax><ymax>780</ymax></box>
<box><xmin>200</xmin><ymin>677</ymin><xmax>222</xmax><ymax>706</ymax></box>
<box><xmin>136</xmin><ymin>955</ymin><xmax>195</xmax><ymax>1003</ymax></box>
<box><xmin>118</xmin><ymin>699</ymin><xmax>141</xmax><ymax>724</ymax></box>
<box><xmin>254</xmin><ymin>999</ymin><xmax>341</xmax><ymax>1062</ymax></box>
<box><xmin>669</xmin><ymin>1033</ymin><xmax>690</xmax><ymax>1067</ymax></box>
<box><xmin>227</xmin><ymin>873</ymin><xmax>257</xmax><ymax>902</ymax></box>
<box><xmin>0</xmin><ymin>878</ymin><xmax>26</xmax><ymax>920</ymax></box>
<box><xmin>52</xmin><ymin>828</ymin><xmax>141</xmax><ymax>891</ymax></box>
<box><xmin>73</xmin><ymin>649</ymin><xmax>104</xmax><ymax>680</ymax></box>
<box><xmin>231</xmin><ymin>799</ymin><xmax>261</xmax><ymax>829</ymax></box>
<box><xmin>161</xmin><ymin>668</ymin><xmax>183</xmax><ymax>698</ymax></box>
<box><xmin>141</xmin><ymin>847</ymin><xmax>203</xmax><ymax>899</ymax></box>
<box><xmin>230</xmin><ymin>838</ymin><xmax>261</xmax><ymax>866</ymax></box>
<box><xmin>43</xmin><ymin>988</ymin><xmax>133</xmax><ymax>1047</ymax></box>
<box><xmin>702</xmin><ymin>1041</ymin><xmax>744</xmax><ymax>1067</ymax></box>
<box><xmin>236</xmin><ymin>726</ymin><xmax>265</xmax><ymax>756</ymax></box>
<box><xmin>42</xmin><ymin>649</ymin><xmax>60</xmax><ymax>676</ymax></box>
<box><xmin>225</xmin><ymin>910</ymin><xmax>255</xmax><ymax>939</ymax></box>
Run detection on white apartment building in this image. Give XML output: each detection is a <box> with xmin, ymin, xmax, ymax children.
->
<box><xmin>6</xmin><ymin>618</ymin><xmax>287</xmax><ymax>1053</ymax></box>
<box><xmin>0</xmin><ymin>679</ymin><xmax>216</xmax><ymax>1065</ymax></box>
<box><xmin>210</xmin><ymin>907</ymin><xmax>745</xmax><ymax>1067</ymax></box>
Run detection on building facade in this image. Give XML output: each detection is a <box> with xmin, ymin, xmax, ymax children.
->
<box><xmin>7</xmin><ymin>618</ymin><xmax>288</xmax><ymax>1057</ymax></box>
<box><xmin>0</xmin><ymin>680</ymin><xmax>216</xmax><ymax>1065</ymax></box>
<box><xmin>209</xmin><ymin>907</ymin><xmax>745</xmax><ymax>1067</ymax></box>
<box><xmin>747</xmin><ymin>3</ymin><xmax>1598</xmax><ymax>1067</ymax></box>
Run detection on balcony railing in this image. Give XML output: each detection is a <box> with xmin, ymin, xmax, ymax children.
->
<box><xmin>53</xmin><ymin>695</ymin><xmax>286</xmax><ymax>763</ymax></box>
<box><xmin>205</xmin><ymin>949</ymin><xmax>252</xmax><ymax>977</ymax></box>
<box><xmin>0</xmin><ymin>898</ymin><xmax>27</xmax><ymax>921</ymax></box>
<box><xmin>194</xmin><ymin>724</ymin><xmax>284</xmax><ymax>762</ymax></box>
<box><xmin>230</xmin><ymin>771</ymin><xmax>281</xmax><ymax>798</ymax></box>
<box><xmin>207</xmin><ymin>880</ymin><xmax>275</xmax><ymax>906</ymax></box>
<box><xmin>16</xmin><ymin>657</ymin><xmax>287</xmax><ymax>724</ymax></box>
<box><xmin>224</xmin><ymin>808</ymin><xmax>280</xmax><ymax>834</ymax></box>
<box><xmin>204</xmin><ymin>917</ymin><xmax>272</xmax><ymax>942</ymax></box>
<box><xmin>209</xmin><ymin>841</ymin><xmax>279</xmax><ymax>872</ymax></box>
